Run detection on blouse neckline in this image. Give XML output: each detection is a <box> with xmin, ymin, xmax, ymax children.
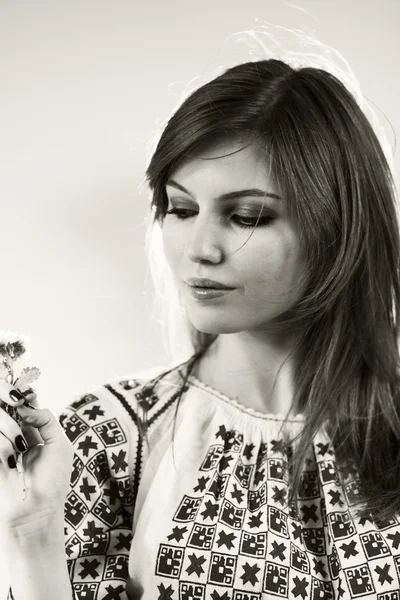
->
<box><xmin>183</xmin><ymin>370</ymin><xmax>305</xmax><ymax>424</ymax></box>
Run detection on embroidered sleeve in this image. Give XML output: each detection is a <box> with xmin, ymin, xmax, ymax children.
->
<box><xmin>58</xmin><ymin>388</ymin><xmax>138</xmax><ymax>600</ymax></box>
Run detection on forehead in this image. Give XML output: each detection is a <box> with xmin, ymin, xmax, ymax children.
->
<box><xmin>168</xmin><ymin>138</ymin><xmax>277</xmax><ymax>193</ymax></box>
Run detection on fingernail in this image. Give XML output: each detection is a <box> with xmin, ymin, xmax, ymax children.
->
<box><xmin>22</xmin><ymin>388</ymin><xmax>35</xmax><ymax>397</ymax></box>
<box><xmin>23</xmin><ymin>401</ymin><xmax>37</xmax><ymax>410</ymax></box>
<box><xmin>7</xmin><ymin>455</ymin><xmax>17</xmax><ymax>469</ymax></box>
<box><xmin>9</xmin><ymin>390</ymin><xmax>24</xmax><ymax>402</ymax></box>
<box><xmin>15</xmin><ymin>435</ymin><xmax>28</xmax><ymax>452</ymax></box>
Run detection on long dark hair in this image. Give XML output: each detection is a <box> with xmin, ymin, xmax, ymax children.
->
<box><xmin>142</xmin><ymin>58</ymin><xmax>400</xmax><ymax>521</ymax></box>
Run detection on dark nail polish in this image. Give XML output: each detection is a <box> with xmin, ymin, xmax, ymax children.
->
<box><xmin>9</xmin><ymin>390</ymin><xmax>24</xmax><ymax>402</ymax></box>
<box><xmin>22</xmin><ymin>388</ymin><xmax>35</xmax><ymax>397</ymax></box>
<box><xmin>7</xmin><ymin>455</ymin><xmax>16</xmax><ymax>469</ymax></box>
<box><xmin>23</xmin><ymin>401</ymin><xmax>37</xmax><ymax>410</ymax></box>
<box><xmin>15</xmin><ymin>435</ymin><xmax>28</xmax><ymax>452</ymax></box>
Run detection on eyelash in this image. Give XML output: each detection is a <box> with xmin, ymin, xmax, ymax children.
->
<box><xmin>165</xmin><ymin>208</ymin><xmax>275</xmax><ymax>229</ymax></box>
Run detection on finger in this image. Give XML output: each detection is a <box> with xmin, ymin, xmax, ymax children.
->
<box><xmin>0</xmin><ymin>409</ymin><xmax>29</xmax><ymax>454</ymax></box>
<box><xmin>4</xmin><ymin>388</ymin><xmax>41</xmax><ymax>448</ymax></box>
<box><xmin>20</xmin><ymin>420</ymin><xmax>43</xmax><ymax>449</ymax></box>
<box><xmin>19</xmin><ymin>391</ymin><xmax>39</xmax><ymax>415</ymax></box>
<box><xmin>19</xmin><ymin>388</ymin><xmax>38</xmax><ymax>408</ymax></box>
<box><xmin>0</xmin><ymin>431</ymin><xmax>18</xmax><ymax>470</ymax></box>
<box><xmin>17</xmin><ymin>405</ymin><xmax>70</xmax><ymax>448</ymax></box>
<box><xmin>0</xmin><ymin>380</ymin><xmax>26</xmax><ymax>408</ymax></box>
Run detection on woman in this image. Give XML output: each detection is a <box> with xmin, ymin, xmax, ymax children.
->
<box><xmin>1</xmin><ymin>57</ymin><xmax>400</xmax><ymax>599</ymax></box>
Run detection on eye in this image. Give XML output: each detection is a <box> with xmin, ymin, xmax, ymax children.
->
<box><xmin>234</xmin><ymin>215</ymin><xmax>275</xmax><ymax>228</ymax></box>
<box><xmin>165</xmin><ymin>208</ymin><xmax>275</xmax><ymax>229</ymax></box>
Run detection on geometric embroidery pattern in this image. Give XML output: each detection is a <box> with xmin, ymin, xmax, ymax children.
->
<box><xmin>141</xmin><ymin>363</ymin><xmax>400</xmax><ymax>599</ymax></box>
<box><xmin>8</xmin><ymin>360</ymin><xmax>400</xmax><ymax>599</ymax></box>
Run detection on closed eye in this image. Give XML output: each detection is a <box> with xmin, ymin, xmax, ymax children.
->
<box><xmin>165</xmin><ymin>208</ymin><xmax>275</xmax><ymax>229</ymax></box>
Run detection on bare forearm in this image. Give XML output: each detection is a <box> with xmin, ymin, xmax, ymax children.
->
<box><xmin>7</xmin><ymin>518</ymin><xmax>72</xmax><ymax>600</ymax></box>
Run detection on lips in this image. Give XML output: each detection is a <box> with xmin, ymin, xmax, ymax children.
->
<box><xmin>186</xmin><ymin>285</ymin><xmax>234</xmax><ymax>300</ymax></box>
<box><xmin>187</xmin><ymin>277</ymin><xmax>234</xmax><ymax>290</ymax></box>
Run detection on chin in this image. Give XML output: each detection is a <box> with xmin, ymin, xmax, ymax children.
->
<box><xmin>186</xmin><ymin>315</ymin><xmax>243</xmax><ymax>335</ymax></box>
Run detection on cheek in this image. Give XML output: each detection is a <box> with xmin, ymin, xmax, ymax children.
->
<box><xmin>242</xmin><ymin>238</ymin><xmax>301</xmax><ymax>291</ymax></box>
<box><xmin>245</xmin><ymin>243</ymin><xmax>286</xmax><ymax>281</ymax></box>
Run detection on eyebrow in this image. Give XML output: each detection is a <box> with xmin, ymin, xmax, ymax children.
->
<box><xmin>166</xmin><ymin>179</ymin><xmax>282</xmax><ymax>201</ymax></box>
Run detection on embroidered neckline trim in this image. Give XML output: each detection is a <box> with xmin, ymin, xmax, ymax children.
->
<box><xmin>184</xmin><ymin>371</ymin><xmax>305</xmax><ymax>423</ymax></box>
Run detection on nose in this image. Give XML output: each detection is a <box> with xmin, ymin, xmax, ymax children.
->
<box><xmin>184</xmin><ymin>216</ymin><xmax>223</xmax><ymax>264</ymax></box>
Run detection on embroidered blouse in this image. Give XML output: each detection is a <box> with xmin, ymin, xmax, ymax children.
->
<box><xmin>41</xmin><ymin>359</ymin><xmax>400</xmax><ymax>598</ymax></box>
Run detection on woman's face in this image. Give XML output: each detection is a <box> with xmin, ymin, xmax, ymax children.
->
<box><xmin>162</xmin><ymin>138</ymin><xmax>307</xmax><ymax>335</ymax></box>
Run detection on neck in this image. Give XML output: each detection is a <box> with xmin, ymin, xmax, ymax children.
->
<box><xmin>195</xmin><ymin>331</ymin><xmax>298</xmax><ymax>416</ymax></box>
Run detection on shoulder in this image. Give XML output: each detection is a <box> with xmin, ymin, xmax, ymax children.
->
<box><xmin>58</xmin><ymin>359</ymin><xmax>190</xmax><ymax>443</ymax></box>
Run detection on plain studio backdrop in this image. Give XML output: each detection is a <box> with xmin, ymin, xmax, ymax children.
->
<box><xmin>0</xmin><ymin>0</ymin><xmax>399</xmax><ymax>593</ymax></box>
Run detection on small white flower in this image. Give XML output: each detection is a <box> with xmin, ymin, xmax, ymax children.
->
<box><xmin>0</xmin><ymin>330</ymin><xmax>30</xmax><ymax>360</ymax></box>
<box><xmin>0</xmin><ymin>332</ymin><xmax>39</xmax><ymax>389</ymax></box>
